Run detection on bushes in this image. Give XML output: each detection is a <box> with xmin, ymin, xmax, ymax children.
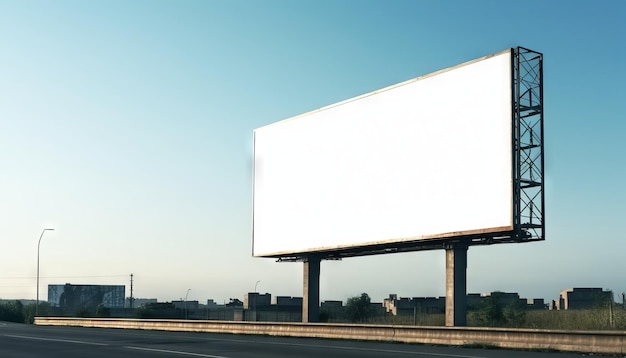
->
<box><xmin>467</xmin><ymin>294</ymin><xmax>527</xmax><ymax>328</ymax></box>
<box><xmin>1</xmin><ymin>300</ymin><xmax>114</xmax><ymax>323</ymax></box>
<box><xmin>136</xmin><ymin>302</ymin><xmax>180</xmax><ymax>319</ymax></box>
<box><xmin>0</xmin><ymin>300</ymin><xmax>25</xmax><ymax>323</ymax></box>
<box><xmin>383</xmin><ymin>306</ymin><xmax>626</xmax><ymax>330</ymax></box>
<box><xmin>345</xmin><ymin>293</ymin><xmax>376</xmax><ymax>323</ymax></box>
<box><xmin>23</xmin><ymin>302</ymin><xmax>52</xmax><ymax>324</ymax></box>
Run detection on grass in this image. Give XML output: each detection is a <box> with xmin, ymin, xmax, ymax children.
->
<box><xmin>326</xmin><ymin>307</ymin><xmax>626</xmax><ymax>331</ymax></box>
<box><xmin>523</xmin><ymin>308</ymin><xmax>626</xmax><ymax>330</ymax></box>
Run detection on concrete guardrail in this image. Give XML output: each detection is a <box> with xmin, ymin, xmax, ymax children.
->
<box><xmin>35</xmin><ymin>317</ymin><xmax>626</xmax><ymax>354</ymax></box>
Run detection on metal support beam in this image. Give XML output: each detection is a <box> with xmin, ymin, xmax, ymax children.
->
<box><xmin>302</xmin><ymin>255</ymin><xmax>320</xmax><ymax>322</ymax></box>
<box><xmin>513</xmin><ymin>47</ymin><xmax>544</xmax><ymax>242</ymax></box>
<box><xmin>445</xmin><ymin>243</ymin><xmax>467</xmax><ymax>327</ymax></box>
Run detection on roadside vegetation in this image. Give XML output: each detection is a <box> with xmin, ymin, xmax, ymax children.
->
<box><xmin>0</xmin><ymin>300</ymin><xmax>52</xmax><ymax>324</ymax></box>
<box><xmin>4</xmin><ymin>293</ymin><xmax>625</xmax><ymax>331</ymax></box>
<box><xmin>321</xmin><ymin>292</ymin><xmax>626</xmax><ymax>330</ymax></box>
<box><xmin>524</xmin><ymin>308</ymin><xmax>626</xmax><ymax>330</ymax></box>
<box><xmin>324</xmin><ymin>308</ymin><xmax>626</xmax><ymax>330</ymax></box>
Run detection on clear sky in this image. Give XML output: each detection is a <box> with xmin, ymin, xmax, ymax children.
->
<box><xmin>1</xmin><ymin>0</ymin><xmax>625</xmax><ymax>305</ymax></box>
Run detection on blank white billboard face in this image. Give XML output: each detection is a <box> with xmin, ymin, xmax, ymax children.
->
<box><xmin>253</xmin><ymin>50</ymin><xmax>513</xmax><ymax>257</ymax></box>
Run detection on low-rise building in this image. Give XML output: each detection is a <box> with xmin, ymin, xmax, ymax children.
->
<box><xmin>172</xmin><ymin>300</ymin><xmax>199</xmax><ymax>310</ymax></box>
<box><xmin>244</xmin><ymin>292</ymin><xmax>272</xmax><ymax>309</ymax></box>
<box><xmin>383</xmin><ymin>294</ymin><xmax>445</xmax><ymax>315</ymax></box>
<box><xmin>321</xmin><ymin>300</ymin><xmax>342</xmax><ymax>310</ymax></box>
<box><xmin>482</xmin><ymin>291</ymin><xmax>526</xmax><ymax>307</ymax></box>
<box><xmin>551</xmin><ymin>288</ymin><xmax>612</xmax><ymax>310</ymax></box>
<box><xmin>384</xmin><ymin>291</ymin><xmax>545</xmax><ymax>316</ymax></box>
<box><xmin>206</xmin><ymin>299</ymin><xmax>218</xmax><ymax>308</ymax></box>
<box><xmin>272</xmin><ymin>296</ymin><xmax>302</xmax><ymax>307</ymax></box>
<box><xmin>527</xmin><ymin>298</ymin><xmax>546</xmax><ymax>310</ymax></box>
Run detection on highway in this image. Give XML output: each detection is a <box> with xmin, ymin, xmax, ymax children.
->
<box><xmin>1</xmin><ymin>321</ymin><xmax>586</xmax><ymax>358</ymax></box>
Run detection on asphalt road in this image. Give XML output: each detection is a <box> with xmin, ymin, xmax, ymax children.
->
<box><xmin>0</xmin><ymin>321</ymin><xmax>590</xmax><ymax>358</ymax></box>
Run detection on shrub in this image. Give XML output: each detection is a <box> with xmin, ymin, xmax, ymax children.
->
<box><xmin>345</xmin><ymin>293</ymin><xmax>375</xmax><ymax>323</ymax></box>
<box><xmin>0</xmin><ymin>300</ymin><xmax>25</xmax><ymax>323</ymax></box>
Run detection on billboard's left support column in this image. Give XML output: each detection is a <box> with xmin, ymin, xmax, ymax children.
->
<box><xmin>445</xmin><ymin>243</ymin><xmax>468</xmax><ymax>327</ymax></box>
<box><xmin>303</xmin><ymin>255</ymin><xmax>321</xmax><ymax>323</ymax></box>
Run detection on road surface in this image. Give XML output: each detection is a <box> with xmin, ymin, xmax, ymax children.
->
<box><xmin>0</xmin><ymin>321</ymin><xmax>586</xmax><ymax>358</ymax></box>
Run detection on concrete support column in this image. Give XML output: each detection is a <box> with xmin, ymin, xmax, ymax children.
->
<box><xmin>445</xmin><ymin>243</ymin><xmax>468</xmax><ymax>327</ymax></box>
<box><xmin>302</xmin><ymin>255</ymin><xmax>321</xmax><ymax>323</ymax></box>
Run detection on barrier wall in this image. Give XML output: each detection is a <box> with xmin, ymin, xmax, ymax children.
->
<box><xmin>35</xmin><ymin>317</ymin><xmax>625</xmax><ymax>354</ymax></box>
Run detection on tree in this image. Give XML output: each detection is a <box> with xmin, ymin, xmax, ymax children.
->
<box><xmin>472</xmin><ymin>293</ymin><xmax>527</xmax><ymax>327</ymax></box>
<box><xmin>503</xmin><ymin>299</ymin><xmax>527</xmax><ymax>327</ymax></box>
<box><xmin>226</xmin><ymin>298</ymin><xmax>243</xmax><ymax>307</ymax></box>
<box><xmin>473</xmin><ymin>295</ymin><xmax>506</xmax><ymax>327</ymax></box>
<box><xmin>319</xmin><ymin>305</ymin><xmax>342</xmax><ymax>323</ymax></box>
<box><xmin>345</xmin><ymin>293</ymin><xmax>375</xmax><ymax>323</ymax></box>
<box><xmin>0</xmin><ymin>300</ymin><xmax>25</xmax><ymax>323</ymax></box>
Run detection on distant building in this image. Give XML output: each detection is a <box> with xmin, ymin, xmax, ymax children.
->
<box><xmin>370</xmin><ymin>301</ymin><xmax>385</xmax><ymax>317</ymax></box>
<box><xmin>527</xmin><ymin>298</ymin><xmax>546</xmax><ymax>310</ymax></box>
<box><xmin>384</xmin><ymin>291</ymin><xmax>545</xmax><ymax>316</ymax></box>
<box><xmin>272</xmin><ymin>296</ymin><xmax>302</xmax><ymax>307</ymax></box>
<box><xmin>481</xmin><ymin>291</ymin><xmax>525</xmax><ymax>307</ymax></box>
<box><xmin>466</xmin><ymin>293</ymin><xmax>483</xmax><ymax>309</ymax></box>
<box><xmin>241</xmin><ymin>293</ymin><xmax>302</xmax><ymax>322</ymax></box>
<box><xmin>475</xmin><ymin>291</ymin><xmax>546</xmax><ymax>310</ymax></box>
<box><xmin>320</xmin><ymin>300</ymin><xmax>343</xmax><ymax>311</ymax></box>
<box><xmin>551</xmin><ymin>288</ymin><xmax>613</xmax><ymax>310</ymax></box>
<box><xmin>244</xmin><ymin>292</ymin><xmax>272</xmax><ymax>309</ymax></box>
<box><xmin>384</xmin><ymin>294</ymin><xmax>445</xmax><ymax>315</ymax></box>
<box><xmin>172</xmin><ymin>300</ymin><xmax>199</xmax><ymax>310</ymax></box>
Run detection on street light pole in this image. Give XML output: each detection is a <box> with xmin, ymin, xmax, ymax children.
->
<box><xmin>255</xmin><ymin>280</ymin><xmax>260</xmax><ymax>293</ymax></box>
<box><xmin>36</xmin><ymin>228</ymin><xmax>54</xmax><ymax>317</ymax></box>
<box><xmin>185</xmin><ymin>289</ymin><xmax>191</xmax><ymax>319</ymax></box>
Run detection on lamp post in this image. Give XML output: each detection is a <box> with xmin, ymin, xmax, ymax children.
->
<box><xmin>254</xmin><ymin>280</ymin><xmax>260</xmax><ymax>293</ymax></box>
<box><xmin>36</xmin><ymin>228</ymin><xmax>54</xmax><ymax>316</ymax></box>
<box><xmin>185</xmin><ymin>288</ymin><xmax>191</xmax><ymax>319</ymax></box>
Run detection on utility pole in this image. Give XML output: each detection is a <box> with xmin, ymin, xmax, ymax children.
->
<box><xmin>130</xmin><ymin>274</ymin><xmax>134</xmax><ymax>309</ymax></box>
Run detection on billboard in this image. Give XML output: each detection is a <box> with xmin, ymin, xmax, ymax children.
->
<box><xmin>48</xmin><ymin>284</ymin><xmax>125</xmax><ymax>309</ymax></box>
<box><xmin>253</xmin><ymin>49</ymin><xmax>515</xmax><ymax>257</ymax></box>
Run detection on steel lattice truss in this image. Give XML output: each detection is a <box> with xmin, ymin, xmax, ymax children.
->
<box><xmin>513</xmin><ymin>47</ymin><xmax>544</xmax><ymax>241</ymax></box>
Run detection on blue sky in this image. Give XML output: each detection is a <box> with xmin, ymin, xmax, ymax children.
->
<box><xmin>1</xmin><ymin>0</ymin><xmax>625</xmax><ymax>304</ymax></box>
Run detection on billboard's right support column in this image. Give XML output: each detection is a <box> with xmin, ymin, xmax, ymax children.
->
<box><xmin>445</xmin><ymin>243</ymin><xmax>468</xmax><ymax>327</ymax></box>
<box><xmin>302</xmin><ymin>254</ymin><xmax>320</xmax><ymax>323</ymax></box>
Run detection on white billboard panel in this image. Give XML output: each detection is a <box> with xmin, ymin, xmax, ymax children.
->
<box><xmin>253</xmin><ymin>49</ymin><xmax>513</xmax><ymax>257</ymax></box>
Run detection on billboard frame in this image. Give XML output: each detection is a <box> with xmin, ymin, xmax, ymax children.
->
<box><xmin>255</xmin><ymin>47</ymin><xmax>544</xmax><ymax>261</ymax></box>
<box><xmin>513</xmin><ymin>47</ymin><xmax>545</xmax><ymax>243</ymax></box>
